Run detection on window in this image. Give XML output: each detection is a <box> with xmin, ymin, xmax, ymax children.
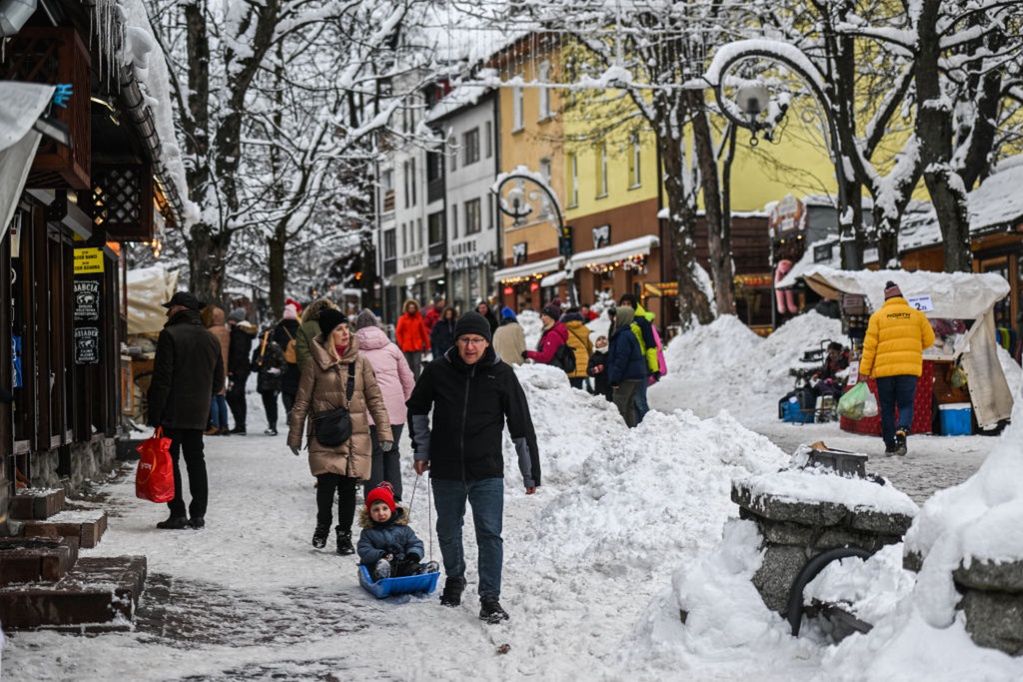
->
<box><xmin>465</xmin><ymin>198</ymin><xmax>482</xmax><ymax>235</ymax></box>
<box><xmin>403</xmin><ymin>161</ymin><xmax>410</xmax><ymax>208</ymax></box>
<box><xmin>449</xmin><ymin>134</ymin><xmax>457</xmax><ymax>173</ymax></box>
<box><xmin>629</xmin><ymin>131</ymin><xmax>642</xmax><ymax>187</ymax></box>
<box><xmin>381</xmin><ymin>168</ymin><xmax>395</xmax><ymax>212</ymax></box>
<box><xmin>567</xmin><ymin>152</ymin><xmax>579</xmax><ymax>207</ymax></box>
<box><xmin>487</xmin><ymin>193</ymin><xmax>495</xmax><ymax>229</ymax></box>
<box><xmin>410</xmin><ymin>157</ymin><xmax>417</xmax><ymax>206</ymax></box>
<box><xmin>485</xmin><ymin>121</ymin><xmax>493</xmax><ymax>158</ymax></box>
<box><xmin>384</xmin><ymin>229</ymin><xmax>396</xmax><ymax>259</ymax></box>
<box><xmin>451</xmin><ymin>202</ymin><xmax>459</xmax><ymax>238</ymax></box>
<box><xmin>401</xmin><ymin>222</ymin><xmax>407</xmax><ymax>253</ymax></box>
<box><xmin>512</xmin><ymin>77</ymin><xmax>523</xmax><ymax>131</ymax></box>
<box><xmin>417</xmin><ymin>218</ymin><xmax>424</xmax><ymax>249</ymax></box>
<box><xmin>428</xmin><ymin>211</ymin><xmax>445</xmax><ymax>245</ymax></box>
<box><xmin>427</xmin><ymin>150</ymin><xmax>442</xmax><ymax>183</ymax></box>
<box><xmin>463</xmin><ymin>128</ymin><xmax>480</xmax><ymax>166</ymax></box>
<box><xmin>538</xmin><ymin>61</ymin><xmax>551</xmax><ymax>120</ymax></box>
<box><xmin>539</xmin><ymin>157</ymin><xmax>552</xmax><ymax>183</ymax></box>
<box><xmin>595</xmin><ymin>142</ymin><xmax>608</xmax><ymax>198</ymax></box>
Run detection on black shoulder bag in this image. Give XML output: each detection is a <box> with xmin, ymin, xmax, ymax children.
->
<box><xmin>311</xmin><ymin>366</ymin><xmax>356</xmax><ymax>447</ymax></box>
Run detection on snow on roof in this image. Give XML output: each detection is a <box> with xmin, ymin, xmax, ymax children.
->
<box><xmin>801</xmin><ymin>266</ymin><xmax>1010</xmax><ymax>319</ymax></box>
<box><xmin>494</xmin><ymin>255</ymin><xmax>563</xmax><ymax>282</ymax></box>
<box><xmin>425</xmin><ymin>70</ymin><xmax>496</xmax><ymax>123</ymax></box>
<box><xmin>569</xmin><ymin>235</ymin><xmax>659</xmax><ymax>271</ymax></box>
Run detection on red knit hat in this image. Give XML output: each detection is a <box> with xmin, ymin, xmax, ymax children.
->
<box><xmin>285</xmin><ymin>297</ymin><xmax>303</xmax><ymax>314</ymax></box>
<box><xmin>366</xmin><ymin>482</ymin><xmax>396</xmax><ymax>512</ymax></box>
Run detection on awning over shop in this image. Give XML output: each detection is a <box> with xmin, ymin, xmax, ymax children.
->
<box><xmin>127</xmin><ymin>266</ymin><xmax>180</xmax><ymax>335</ymax></box>
<box><xmin>540</xmin><ymin>270</ymin><xmax>568</xmax><ymax>288</ymax></box>
<box><xmin>494</xmin><ymin>256</ymin><xmax>563</xmax><ymax>284</ymax></box>
<box><xmin>1</xmin><ymin>81</ymin><xmax>56</xmax><ymax>239</ymax></box>
<box><xmin>569</xmin><ymin>235</ymin><xmax>659</xmax><ymax>272</ymax></box>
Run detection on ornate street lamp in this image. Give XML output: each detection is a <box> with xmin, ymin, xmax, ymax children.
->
<box><xmin>706</xmin><ymin>41</ymin><xmax>861</xmax><ymax>270</ymax></box>
<box><xmin>491</xmin><ymin>166</ymin><xmax>577</xmax><ymax>305</ymax></box>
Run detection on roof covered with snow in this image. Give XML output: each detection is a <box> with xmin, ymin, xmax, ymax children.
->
<box><xmin>425</xmin><ymin>70</ymin><xmax>497</xmax><ymax>123</ymax></box>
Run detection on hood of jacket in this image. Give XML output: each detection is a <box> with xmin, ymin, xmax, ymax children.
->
<box><xmin>355</xmin><ymin>325</ymin><xmax>391</xmax><ymax>351</ymax></box>
<box><xmin>309</xmin><ymin>333</ymin><xmax>360</xmax><ymax>370</ymax></box>
<box><xmin>301</xmin><ymin>298</ymin><xmax>337</xmax><ymax>324</ymax></box>
<box><xmin>235</xmin><ymin>320</ymin><xmax>258</xmax><ymax>336</ymax></box>
<box><xmin>209</xmin><ymin>307</ymin><xmax>226</xmax><ymax>326</ymax></box>
<box><xmin>635</xmin><ymin>303</ymin><xmax>655</xmax><ymax>323</ymax></box>
<box><xmin>358</xmin><ymin>505</ymin><xmax>409</xmax><ymax>529</ymax></box>
<box><xmin>561</xmin><ymin>311</ymin><xmax>584</xmax><ymax>324</ymax></box>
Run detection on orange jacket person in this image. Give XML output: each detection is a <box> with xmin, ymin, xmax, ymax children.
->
<box><xmin>395</xmin><ymin>300</ymin><xmax>430</xmax><ymax>378</ymax></box>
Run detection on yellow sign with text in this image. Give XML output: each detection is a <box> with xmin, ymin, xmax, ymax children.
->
<box><xmin>74</xmin><ymin>248</ymin><xmax>105</xmax><ymax>275</ymax></box>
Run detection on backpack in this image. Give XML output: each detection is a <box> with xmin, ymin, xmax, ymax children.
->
<box><xmin>553</xmin><ymin>342</ymin><xmax>576</xmax><ymax>375</ymax></box>
<box><xmin>282</xmin><ymin>326</ymin><xmax>297</xmax><ymax>364</ymax></box>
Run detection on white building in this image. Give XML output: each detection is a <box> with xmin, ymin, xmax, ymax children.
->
<box><xmin>426</xmin><ymin>83</ymin><xmax>500</xmax><ymax>313</ymax></box>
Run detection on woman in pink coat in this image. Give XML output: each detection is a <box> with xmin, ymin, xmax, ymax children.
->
<box><xmin>353</xmin><ymin>309</ymin><xmax>416</xmax><ymax>500</ymax></box>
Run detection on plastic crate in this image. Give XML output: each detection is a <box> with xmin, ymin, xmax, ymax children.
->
<box><xmin>938</xmin><ymin>403</ymin><xmax>972</xmax><ymax>436</ymax></box>
<box><xmin>783</xmin><ymin>399</ymin><xmax>814</xmax><ymax>424</ymax></box>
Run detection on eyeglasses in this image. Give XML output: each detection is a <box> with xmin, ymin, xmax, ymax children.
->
<box><xmin>457</xmin><ymin>337</ymin><xmax>487</xmax><ymax>346</ymax></box>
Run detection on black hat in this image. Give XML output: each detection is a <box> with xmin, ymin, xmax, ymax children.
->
<box><xmin>453</xmin><ymin>311</ymin><xmax>492</xmax><ymax>343</ymax></box>
<box><xmin>318</xmin><ymin>308</ymin><xmax>347</xmax><ymax>338</ymax></box>
<box><xmin>162</xmin><ymin>291</ymin><xmax>204</xmax><ymax>311</ymax></box>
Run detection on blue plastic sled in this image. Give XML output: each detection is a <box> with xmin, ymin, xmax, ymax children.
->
<box><xmin>358</xmin><ymin>565</ymin><xmax>440</xmax><ymax>599</ymax></box>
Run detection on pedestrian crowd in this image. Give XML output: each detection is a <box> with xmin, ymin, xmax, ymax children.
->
<box><xmin>144</xmin><ymin>288</ymin><xmax>662</xmax><ymax>622</ymax></box>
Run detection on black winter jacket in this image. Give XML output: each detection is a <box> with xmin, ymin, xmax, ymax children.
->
<box><xmin>587</xmin><ymin>349</ymin><xmax>612</xmax><ymax>402</ymax></box>
<box><xmin>251</xmin><ymin>331</ymin><xmax>286</xmax><ymax>393</ymax></box>
<box><xmin>228</xmin><ymin>324</ymin><xmax>256</xmax><ymax>377</ymax></box>
<box><xmin>407</xmin><ymin>346</ymin><xmax>540</xmax><ymax>487</ymax></box>
<box><xmin>148</xmin><ymin>310</ymin><xmax>225</xmax><ymax>429</ymax></box>
<box><xmin>272</xmin><ymin>319</ymin><xmax>301</xmax><ymax>394</ymax></box>
<box><xmin>429</xmin><ymin>319</ymin><xmax>456</xmax><ymax>360</ymax></box>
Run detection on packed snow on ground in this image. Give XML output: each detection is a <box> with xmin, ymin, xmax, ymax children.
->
<box><xmin>4</xmin><ymin>364</ymin><xmax>791</xmax><ymax>680</ymax></box>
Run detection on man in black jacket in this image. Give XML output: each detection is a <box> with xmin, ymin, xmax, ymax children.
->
<box><xmin>226</xmin><ymin>308</ymin><xmax>256</xmax><ymax>434</ymax></box>
<box><xmin>148</xmin><ymin>292</ymin><xmax>225</xmax><ymax>530</ymax></box>
<box><xmin>407</xmin><ymin>312</ymin><xmax>540</xmax><ymax>624</ymax></box>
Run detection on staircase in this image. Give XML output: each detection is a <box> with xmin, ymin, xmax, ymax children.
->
<box><xmin>0</xmin><ymin>488</ymin><xmax>147</xmax><ymax>631</ymax></box>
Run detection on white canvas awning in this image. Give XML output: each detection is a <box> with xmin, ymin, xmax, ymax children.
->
<box><xmin>540</xmin><ymin>270</ymin><xmax>568</xmax><ymax>288</ymax></box>
<box><xmin>569</xmin><ymin>235</ymin><xmax>659</xmax><ymax>271</ymax></box>
<box><xmin>802</xmin><ymin>266</ymin><xmax>1013</xmax><ymax>427</ymax></box>
<box><xmin>127</xmin><ymin>266</ymin><xmax>179</xmax><ymax>335</ymax></box>
<box><xmin>494</xmin><ymin>256</ymin><xmax>562</xmax><ymax>283</ymax></box>
<box><xmin>1</xmin><ymin>82</ymin><xmax>56</xmax><ymax>240</ymax></box>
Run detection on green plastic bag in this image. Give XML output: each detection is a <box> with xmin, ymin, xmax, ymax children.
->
<box><xmin>838</xmin><ymin>381</ymin><xmax>878</xmax><ymax>420</ymax></box>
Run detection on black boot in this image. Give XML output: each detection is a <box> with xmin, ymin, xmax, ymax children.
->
<box><xmin>440</xmin><ymin>576</ymin><xmax>466</xmax><ymax>607</ymax></box>
<box><xmin>156</xmin><ymin>516</ymin><xmax>189</xmax><ymax>530</ymax></box>
<box><xmin>335</xmin><ymin>528</ymin><xmax>355</xmax><ymax>555</ymax></box>
<box><xmin>312</xmin><ymin>524</ymin><xmax>329</xmax><ymax>549</ymax></box>
<box><xmin>479</xmin><ymin>598</ymin><xmax>510</xmax><ymax>624</ymax></box>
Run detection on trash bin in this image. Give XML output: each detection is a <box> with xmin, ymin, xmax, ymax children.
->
<box><xmin>938</xmin><ymin>403</ymin><xmax>972</xmax><ymax>436</ymax></box>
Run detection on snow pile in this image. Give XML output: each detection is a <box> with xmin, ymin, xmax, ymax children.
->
<box><xmin>736</xmin><ymin>468</ymin><xmax>918</xmax><ymax>517</ymax></box>
<box><xmin>803</xmin><ymin>544</ymin><xmax>915</xmax><ymax>624</ymax></box>
<box><xmin>652</xmin><ymin>312</ymin><xmax>843</xmax><ymax>423</ymax></box>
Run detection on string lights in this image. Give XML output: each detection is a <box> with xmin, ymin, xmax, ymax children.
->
<box><xmin>585</xmin><ymin>253</ymin><xmax>647</xmax><ymax>274</ymax></box>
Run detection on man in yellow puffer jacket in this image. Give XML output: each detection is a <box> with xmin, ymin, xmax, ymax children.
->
<box><xmin>858</xmin><ymin>281</ymin><xmax>936</xmax><ymax>456</ymax></box>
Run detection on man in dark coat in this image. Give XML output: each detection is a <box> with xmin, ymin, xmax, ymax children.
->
<box><xmin>407</xmin><ymin>312</ymin><xmax>540</xmax><ymax>624</ymax></box>
<box><xmin>273</xmin><ymin>303</ymin><xmax>301</xmax><ymax>414</ymax></box>
<box><xmin>147</xmin><ymin>292</ymin><xmax>225</xmax><ymax>530</ymax></box>
<box><xmin>226</xmin><ymin>308</ymin><xmax>256</xmax><ymax>434</ymax></box>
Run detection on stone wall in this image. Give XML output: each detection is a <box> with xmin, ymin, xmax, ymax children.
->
<box><xmin>31</xmin><ymin>438</ymin><xmax>118</xmax><ymax>495</ymax></box>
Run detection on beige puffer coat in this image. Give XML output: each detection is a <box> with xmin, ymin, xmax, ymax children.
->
<box><xmin>287</xmin><ymin>335</ymin><xmax>392</xmax><ymax>479</ymax></box>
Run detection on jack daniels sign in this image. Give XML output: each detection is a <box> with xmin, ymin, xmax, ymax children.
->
<box><xmin>73</xmin><ymin>249</ymin><xmax>104</xmax><ymax>365</ymax></box>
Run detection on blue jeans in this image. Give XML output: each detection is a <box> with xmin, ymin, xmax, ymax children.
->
<box><xmin>432</xmin><ymin>477</ymin><xmax>504</xmax><ymax>600</ymax></box>
<box><xmin>634</xmin><ymin>379</ymin><xmax>650</xmax><ymax>423</ymax></box>
<box><xmin>209</xmin><ymin>394</ymin><xmax>229</xmax><ymax>430</ymax></box>
<box><xmin>875</xmin><ymin>376</ymin><xmax>918</xmax><ymax>449</ymax></box>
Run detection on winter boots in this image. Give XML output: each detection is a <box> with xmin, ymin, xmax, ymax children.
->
<box><xmin>336</xmin><ymin>529</ymin><xmax>355</xmax><ymax>555</ymax></box>
<box><xmin>373</xmin><ymin>559</ymin><xmax>392</xmax><ymax>581</ymax></box>
<box><xmin>264</xmin><ymin>428</ymin><xmax>278</xmax><ymax>436</ymax></box>
<box><xmin>312</xmin><ymin>524</ymin><xmax>329</xmax><ymax>549</ymax></box>
<box><xmin>894</xmin><ymin>429</ymin><xmax>908</xmax><ymax>456</ymax></box>
<box><xmin>189</xmin><ymin>517</ymin><xmax>205</xmax><ymax>530</ymax></box>
<box><xmin>479</xmin><ymin>598</ymin><xmax>510</xmax><ymax>624</ymax></box>
<box><xmin>440</xmin><ymin>576</ymin><xmax>467</xmax><ymax>607</ymax></box>
<box><xmin>156</xmin><ymin>516</ymin><xmax>189</xmax><ymax>530</ymax></box>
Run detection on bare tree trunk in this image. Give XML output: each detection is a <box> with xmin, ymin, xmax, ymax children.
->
<box><xmin>916</xmin><ymin>0</ymin><xmax>972</xmax><ymax>272</ymax></box>
<box><xmin>691</xmin><ymin>95</ymin><xmax>735</xmax><ymax>315</ymax></box>
<box><xmin>187</xmin><ymin>223</ymin><xmax>229</xmax><ymax>304</ymax></box>
<box><xmin>268</xmin><ymin>234</ymin><xmax>286</xmax><ymax>315</ymax></box>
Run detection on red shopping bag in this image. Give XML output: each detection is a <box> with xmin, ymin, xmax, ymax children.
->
<box><xmin>135</xmin><ymin>428</ymin><xmax>175</xmax><ymax>503</ymax></box>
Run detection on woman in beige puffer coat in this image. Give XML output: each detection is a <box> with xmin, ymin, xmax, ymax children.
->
<box><xmin>288</xmin><ymin>309</ymin><xmax>392</xmax><ymax>555</ymax></box>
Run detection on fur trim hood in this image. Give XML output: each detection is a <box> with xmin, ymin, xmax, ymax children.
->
<box><xmin>358</xmin><ymin>505</ymin><xmax>409</xmax><ymax>529</ymax></box>
<box><xmin>301</xmin><ymin>298</ymin><xmax>339</xmax><ymax>324</ymax></box>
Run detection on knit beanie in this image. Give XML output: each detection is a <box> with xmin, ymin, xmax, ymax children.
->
<box><xmin>318</xmin><ymin>308</ymin><xmax>347</xmax><ymax>338</ymax></box>
<box><xmin>365</xmin><ymin>482</ymin><xmax>396</xmax><ymax>512</ymax></box>
<box><xmin>453</xmin><ymin>311</ymin><xmax>493</xmax><ymax>343</ymax></box>
<box><xmin>228</xmin><ymin>308</ymin><xmax>246</xmax><ymax>323</ymax></box>
<box><xmin>353</xmin><ymin>309</ymin><xmax>379</xmax><ymax>331</ymax></box>
<box><xmin>283</xmin><ymin>304</ymin><xmax>299</xmax><ymax>321</ymax></box>
<box><xmin>884</xmin><ymin>281</ymin><xmax>903</xmax><ymax>300</ymax></box>
<box><xmin>285</xmin><ymin>297</ymin><xmax>303</xmax><ymax>314</ymax></box>
<box><xmin>542</xmin><ymin>304</ymin><xmax>560</xmax><ymax>321</ymax></box>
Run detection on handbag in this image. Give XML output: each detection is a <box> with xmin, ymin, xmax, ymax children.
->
<box><xmin>311</xmin><ymin>367</ymin><xmax>356</xmax><ymax>447</ymax></box>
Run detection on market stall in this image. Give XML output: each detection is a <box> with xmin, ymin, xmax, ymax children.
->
<box><xmin>800</xmin><ymin>266</ymin><xmax>1014</xmax><ymax>435</ymax></box>
<box><xmin>123</xmin><ymin>266</ymin><xmax>179</xmax><ymax>422</ymax></box>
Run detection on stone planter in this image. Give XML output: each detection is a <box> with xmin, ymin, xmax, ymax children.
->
<box><xmin>953</xmin><ymin>559</ymin><xmax>1023</xmax><ymax>656</ymax></box>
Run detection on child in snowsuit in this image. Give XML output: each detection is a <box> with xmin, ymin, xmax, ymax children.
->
<box><xmin>357</xmin><ymin>483</ymin><xmax>438</xmax><ymax>581</ymax></box>
<box><xmin>587</xmin><ymin>335</ymin><xmax>612</xmax><ymax>402</ymax></box>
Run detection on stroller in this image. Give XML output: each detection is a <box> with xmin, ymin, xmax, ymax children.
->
<box><xmin>779</xmin><ymin>340</ymin><xmax>848</xmax><ymax>423</ymax></box>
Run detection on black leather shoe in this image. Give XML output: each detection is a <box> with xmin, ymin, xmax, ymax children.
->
<box><xmin>189</xmin><ymin>517</ymin><xmax>205</xmax><ymax>530</ymax></box>
<box><xmin>156</xmin><ymin>516</ymin><xmax>189</xmax><ymax>530</ymax></box>
<box><xmin>312</xmin><ymin>524</ymin><xmax>329</xmax><ymax>548</ymax></box>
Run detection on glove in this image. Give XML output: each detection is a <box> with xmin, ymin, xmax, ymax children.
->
<box><xmin>380</xmin><ymin>440</ymin><xmax>394</xmax><ymax>452</ymax></box>
<box><xmin>289</xmin><ymin>446</ymin><xmax>300</xmax><ymax>456</ymax></box>
<box><xmin>406</xmin><ymin>552</ymin><xmax>421</xmax><ymax>564</ymax></box>
<box><xmin>521</xmin><ymin>350</ymin><xmax>529</xmax><ymax>359</ymax></box>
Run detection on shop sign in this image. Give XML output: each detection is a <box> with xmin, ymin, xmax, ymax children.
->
<box><xmin>813</xmin><ymin>242</ymin><xmax>834</xmax><ymax>263</ymax></box>
<box><xmin>512</xmin><ymin>242</ymin><xmax>527</xmax><ymax>265</ymax></box>
<box><xmin>74</xmin><ymin>327</ymin><xmax>100</xmax><ymax>364</ymax></box>
<box><xmin>592</xmin><ymin>224</ymin><xmax>610</xmax><ymax>249</ymax></box>
<box><xmin>768</xmin><ymin>195</ymin><xmax>805</xmax><ymax>237</ymax></box>
<box><xmin>73</xmin><ymin>280</ymin><xmax>101</xmax><ymax>322</ymax></box>
<box><xmin>74</xmin><ymin>248</ymin><xmax>105</xmax><ymax>274</ymax></box>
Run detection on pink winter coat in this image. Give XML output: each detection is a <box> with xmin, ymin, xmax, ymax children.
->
<box><xmin>355</xmin><ymin>326</ymin><xmax>415</xmax><ymax>426</ymax></box>
<box><xmin>527</xmin><ymin>322</ymin><xmax>569</xmax><ymax>365</ymax></box>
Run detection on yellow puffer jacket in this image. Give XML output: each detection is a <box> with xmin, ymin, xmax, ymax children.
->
<box><xmin>859</xmin><ymin>297</ymin><xmax>936</xmax><ymax>379</ymax></box>
<box><xmin>563</xmin><ymin>320</ymin><xmax>593</xmax><ymax>379</ymax></box>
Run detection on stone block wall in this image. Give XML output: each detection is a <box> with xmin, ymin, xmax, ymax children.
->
<box><xmin>31</xmin><ymin>438</ymin><xmax>118</xmax><ymax>495</ymax></box>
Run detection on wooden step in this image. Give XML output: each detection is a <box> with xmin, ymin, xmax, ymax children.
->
<box><xmin>10</xmin><ymin>488</ymin><xmax>66</xmax><ymax>520</ymax></box>
<box><xmin>0</xmin><ymin>556</ymin><xmax>147</xmax><ymax>630</ymax></box>
<box><xmin>0</xmin><ymin>537</ymin><xmax>79</xmax><ymax>586</ymax></box>
<box><xmin>20</xmin><ymin>509</ymin><xmax>108</xmax><ymax>549</ymax></box>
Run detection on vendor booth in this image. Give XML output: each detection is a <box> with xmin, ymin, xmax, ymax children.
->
<box><xmin>800</xmin><ymin>266</ymin><xmax>1014</xmax><ymax>436</ymax></box>
<box><xmin>123</xmin><ymin>266</ymin><xmax>179</xmax><ymax>422</ymax></box>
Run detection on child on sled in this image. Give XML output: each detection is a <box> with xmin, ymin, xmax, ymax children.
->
<box><xmin>357</xmin><ymin>483</ymin><xmax>438</xmax><ymax>581</ymax></box>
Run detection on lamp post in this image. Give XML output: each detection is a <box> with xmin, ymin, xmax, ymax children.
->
<box><xmin>491</xmin><ymin>166</ymin><xmax>577</xmax><ymax>305</ymax></box>
<box><xmin>706</xmin><ymin>42</ymin><xmax>861</xmax><ymax>270</ymax></box>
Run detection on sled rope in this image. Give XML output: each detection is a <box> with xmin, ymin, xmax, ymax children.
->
<box><xmin>407</xmin><ymin>474</ymin><xmax>433</xmax><ymax>562</ymax></box>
